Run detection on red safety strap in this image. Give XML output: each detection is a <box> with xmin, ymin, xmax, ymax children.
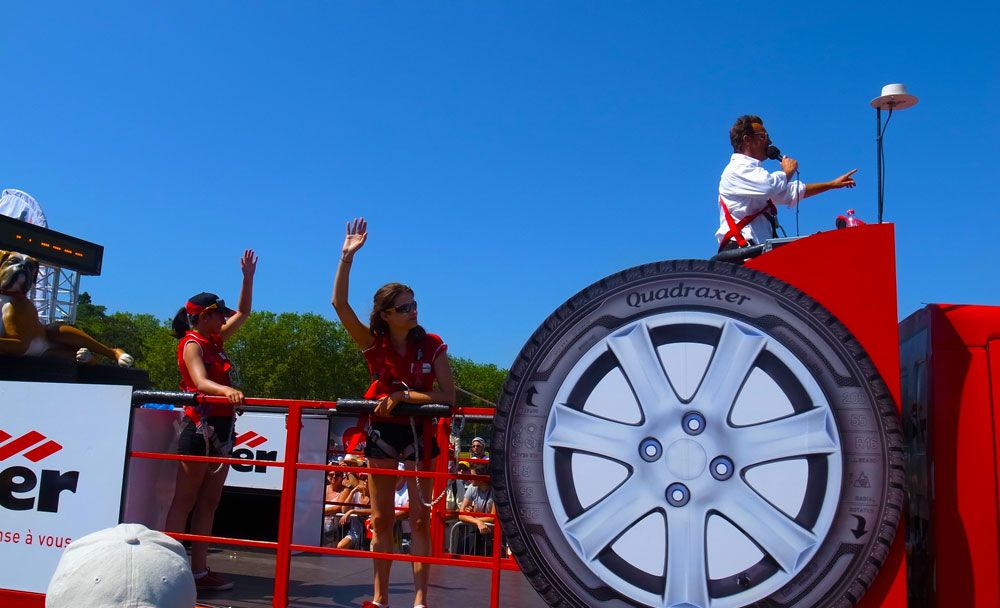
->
<box><xmin>718</xmin><ymin>197</ymin><xmax>777</xmax><ymax>252</ymax></box>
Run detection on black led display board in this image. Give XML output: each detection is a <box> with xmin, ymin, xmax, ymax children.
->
<box><xmin>0</xmin><ymin>214</ymin><xmax>104</xmax><ymax>275</ymax></box>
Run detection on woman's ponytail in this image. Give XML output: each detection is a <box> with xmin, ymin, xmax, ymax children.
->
<box><xmin>171</xmin><ymin>307</ymin><xmax>190</xmax><ymax>338</ymax></box>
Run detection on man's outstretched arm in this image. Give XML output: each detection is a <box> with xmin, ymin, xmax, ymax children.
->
<box><xmin>804</xmin><ymin>169</ymin><xmax>858</xmax><ymax>199</ymax></box>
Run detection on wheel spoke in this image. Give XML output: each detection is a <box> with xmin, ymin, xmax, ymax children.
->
<box><xmin>607</xmin><ymin>323</ymin><xmax>683</xmax><ymax>424</ymax></box>
<box><xmin>691</xmin><ymin>322</ymin><xmax>766</xmax><ymax>414</ymax></box>
<box><xmin>563</xmin><ymin>477</ymin><xmax>656</xmax><ymax>562</ymax></box>
<box><xmin>717</xmin><ymin>484</ymin><xmax>818</xmax><ymax>573</ymax></box>
<box><xmin>731</xmin><ymin>407</ymin><xmax>838</xmax><ymax>465</ymax></box>
<box><xmin>663</xmin><ymin>504</ymin><xmax>710</xmax><ymax>608</ymax></box>
<box><xmin>547</xmin><ymin>402</ymin><xmax>642</xmax><ymax>459</ymax></box>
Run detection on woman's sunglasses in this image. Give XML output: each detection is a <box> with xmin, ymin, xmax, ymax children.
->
<box><xmin>384</xmin><ymin>301</ymin><xmax>417</xmax><ymax>314</ymax></box>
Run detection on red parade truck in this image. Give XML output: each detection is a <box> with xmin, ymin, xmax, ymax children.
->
<box><xmin>2</xmin><ymin>223</ymin><xmax>998</xmax><ymax>608</ymax></box>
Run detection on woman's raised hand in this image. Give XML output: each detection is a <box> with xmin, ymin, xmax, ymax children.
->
<box><xmin>240</xmin><ymin>249</ymin><xmax>258</xmax><ymax>278</ymax></box>
<box><xmin>342</xmin><ymin>218</ymin><xmax>368</xmax><ymax>262</ymax></box>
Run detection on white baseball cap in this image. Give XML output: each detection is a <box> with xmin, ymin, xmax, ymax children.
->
<box><xmin>46</xmin><ymin>523</ymin><xmax>196</xmax><ymax>608</ymax></box>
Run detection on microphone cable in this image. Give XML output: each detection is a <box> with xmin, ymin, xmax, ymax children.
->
<box><xmin>768</xmin><ymin>145</ymin><xmax>798</xmax><ymax>237</ymax></box>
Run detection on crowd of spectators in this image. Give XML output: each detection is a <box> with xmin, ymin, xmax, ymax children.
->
<box><xmin>323</xmin><ymin>456</ymin><xmax>419</xmax><ymax>554</ymax></box>
<box><xmin>324</xmin><ymin>456</ymin><xmax>374</xmax><ymax>550</ymax></box>
<box><xmin>325</xmin><ymin>437</ymin><xmax>501</xmax><ymax>557</ymax></box>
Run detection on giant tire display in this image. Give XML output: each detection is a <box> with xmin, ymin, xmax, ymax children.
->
<box><xmin>494</xmin><ymin>260</ymin><xmax>902</xmax><ymax>608</ymax></box>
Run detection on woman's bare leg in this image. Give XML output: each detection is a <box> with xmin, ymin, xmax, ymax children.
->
<box><xmin>164</xmin><ymin>461</ymin><xmax>208</xmax><ymax>565</ymax></box>
<box><xmin>405</xmin><ymin>457</ymin><xmax>435</xmax><ymax>607</ymax></box>
<box><xmin>368</xmin><ymin>457</ymin><xmax>400</xmax><ymax>606</ymax></box>
<box><xmin>188</xmin><ymin>464</ymin><xmax>230</xmax><ymax>572</ymax></box>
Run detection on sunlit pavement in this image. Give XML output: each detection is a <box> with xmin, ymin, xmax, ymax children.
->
<box><xmin>194</xmin><ymin>546</ymin><xmax>547</xmax><ymax>608</ymax></box>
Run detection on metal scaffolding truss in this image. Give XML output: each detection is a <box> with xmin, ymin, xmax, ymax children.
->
<box><xmin>30</xmin><ymin>264</ymin><xmax>81</xmax><ymax>325</ymax></box>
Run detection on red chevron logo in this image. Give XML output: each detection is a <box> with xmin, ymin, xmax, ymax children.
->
<box><xmin>0</xmin><ymin>429</ymin><xmax>63</xmax><ymax>462</ymax></box>
<box><xmin>235</xmin><ymin>431</ymin><xmax>268</xmax><ymax>449</ymax></box>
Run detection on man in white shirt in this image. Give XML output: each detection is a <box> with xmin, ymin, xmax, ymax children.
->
<box><xmin>716</xmin><ymin>115</ymin><xmax>858</xmax><ymax>251</ymax></box>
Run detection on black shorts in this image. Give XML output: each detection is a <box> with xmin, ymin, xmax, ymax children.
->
<box><xmin>177</xmin><ymin>415</ymin><xmax>235</xmax><ymax>456</ymax></box>
<box><xmin>364</xmin><ymin>420</ymin><xmax>440</xmax><ymax>461</ymax></box>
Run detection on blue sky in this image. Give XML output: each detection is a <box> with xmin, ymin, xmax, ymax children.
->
<box><xmin>3</xmin><ymin>2</ymin><xmax>997</xmax><ymax>368</ymax></box>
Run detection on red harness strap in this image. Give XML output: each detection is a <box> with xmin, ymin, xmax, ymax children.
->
<box><xmin>718</xmin><ymin>197</ymin><xmax>777</xmax><ymax>252</ymax></box>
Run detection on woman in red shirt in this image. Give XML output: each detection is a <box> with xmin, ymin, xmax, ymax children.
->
<box><xmin>332</xmin><ymin>218</ymin><xmax>455</xmax><ymax>608</ymax></box>
<box><xmin>164</xmin><ymin>249</ymin><xmax>257</xmax><ymax>592</ymax></box>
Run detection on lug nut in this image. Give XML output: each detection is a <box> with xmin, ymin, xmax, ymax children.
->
<box><xmin>666</xmin><ymin>483</ymin><xmax>690</xmax><ymax>507</ymax></box>
<box><xmin>639</xmin><ymin>438</ymin><xmax>662</xmax><ymax>462</ymax></box>
<box><xmin>710</xmin><ymin>456</ymin><xmax>734</xmax><ymax>481</ymax></box>
<box><xmin>682</xmin><ymin>412</ymin><xmax>706</xmax><ymax>436</ymax></box>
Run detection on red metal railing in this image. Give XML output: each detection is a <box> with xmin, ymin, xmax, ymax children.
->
<box><xmin>128</xmin><ymin>393</ymin><xmax>511</xmax><ymax>608</ymax></box>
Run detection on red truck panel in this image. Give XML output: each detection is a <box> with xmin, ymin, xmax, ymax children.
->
<box><xmin>900</xmin><ymin>304</ymin><xmax>1000</xmax><ymax>607</ymax></box>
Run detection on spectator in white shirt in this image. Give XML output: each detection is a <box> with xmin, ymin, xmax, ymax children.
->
<box><xmin>717</xmin><ymin>115</ymin><xmax>857</xmax><ymax>251</ymax></box>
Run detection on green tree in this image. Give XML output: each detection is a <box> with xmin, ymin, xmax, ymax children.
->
<box><xmin>143</xmin><ymin>325</ymin><xmax>181</xmax><ymax>390</ymax></box>
<box><xmin>225</xmin><ymin>311</ymin><xmax>370</xmax><ymax>400</ymax></box>
<box><xmin>74</xmin><ymin>292</ymin><xmax>177</xmax><ymax>387</ymax></box>
<box><xmin>449</xmin><ymin>356</ymin><xmax>506</xmax><ymax>408</ymax></box>
<box><xmin>448</xmin><ymin>356</ymin><xmax>508</xmax><ymax>449</ymax></box>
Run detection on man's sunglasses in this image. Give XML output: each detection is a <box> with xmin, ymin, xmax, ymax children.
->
<box><xmin>385</xmin><ymin>301</ymin><xmax>417</xmax><ymax>314</ymax></box>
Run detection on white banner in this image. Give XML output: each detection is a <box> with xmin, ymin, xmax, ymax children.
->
<box><xmin>0</xmin><ymin>381</ymin><xmax>132</xmax><ymax>594</ymax></box>
<box><xmin>228</xmin><ymin>412</ymin><xmax>289</xmax><ymax>491</ymax></box>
